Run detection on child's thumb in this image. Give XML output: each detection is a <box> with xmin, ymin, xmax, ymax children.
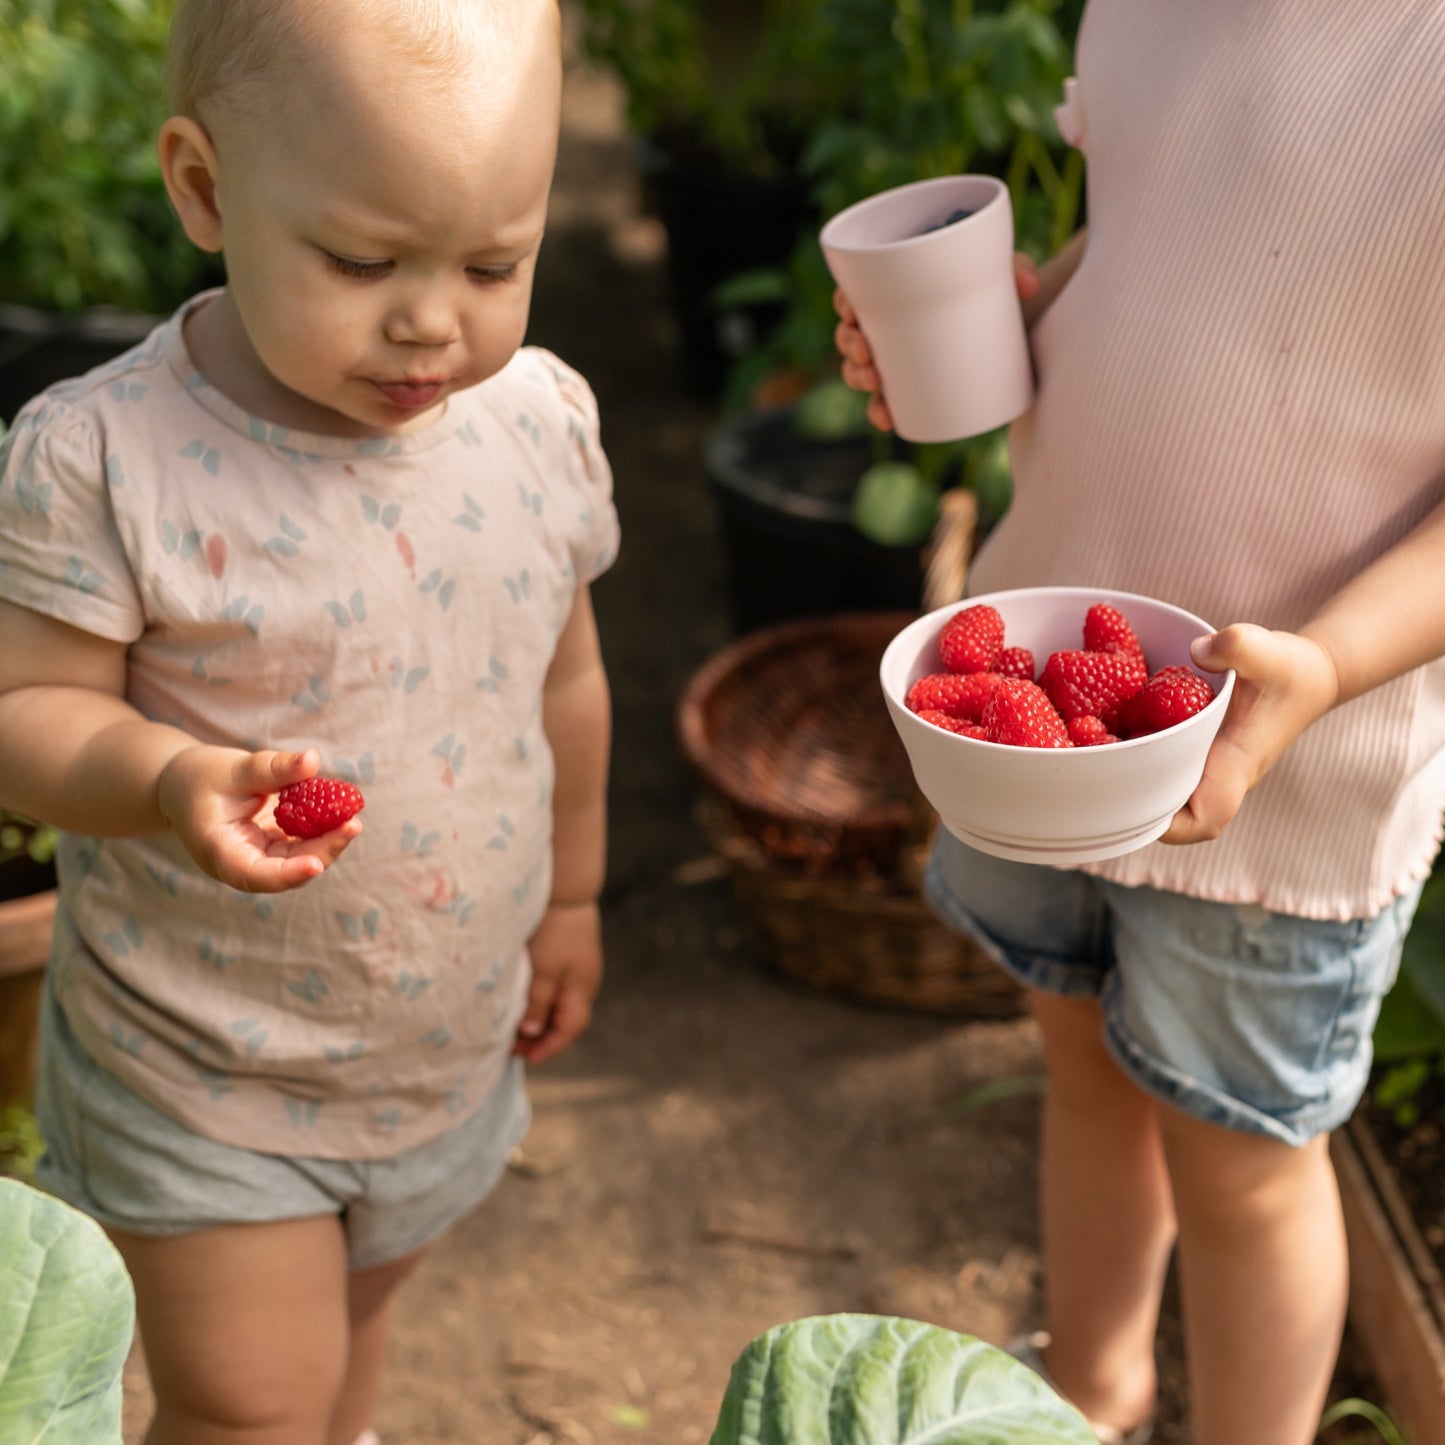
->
<box><xmin>237</xmin><ymin>748</ymin><xmax>318</xmax><ymax>795</ymax></box>
<box><xmin>1190</xmin><ymin>623</ymin><xmax>1260</xmax><ymax>674</ymax></box>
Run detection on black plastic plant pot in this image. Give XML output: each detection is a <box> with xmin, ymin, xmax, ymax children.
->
<box><xmin>0</xmin><ymin>305</ymin><xmax>159</xmax><ymax>426</ymax></box>
<box><xmin>705</xmin><ymin>408</ymin><xmax>925</xmax><ymax>635</ymax></box>
<box><xmin>640</xmin><ymin>142</ymin><xmax>816</xmax><ymax>399</ymax></box>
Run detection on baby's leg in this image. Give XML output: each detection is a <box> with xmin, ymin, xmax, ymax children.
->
<box><xmin>1030</xmin><ymin>990</ymin><xmax>1175</xmax><ymax>1436</ymax></box>
<box><xmin>327</xmin><ymin>1246</ymin><xmax>429</xmax><ymax>1445</ymax></box>
<box><xmin>112</xmin><ymin>1214</ymin><xmax>353</xmax><ymax>1445</ymax></box>
<box><xmin>1159</xmin><ymin>1111</ymin><xmax>1344</xmax><ymax>1445</ymax></box>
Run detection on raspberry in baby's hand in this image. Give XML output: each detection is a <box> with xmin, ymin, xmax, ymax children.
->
<box><xmin>274</xmin><ymin>778</ymin><xmax>366</xmax><ymax>839</ymax></box>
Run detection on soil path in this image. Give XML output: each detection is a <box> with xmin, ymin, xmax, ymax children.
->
<box><xmin>121</xmin><ymin>23</ymin><xmax>1374</xmax><ymax>1444</ymax></box>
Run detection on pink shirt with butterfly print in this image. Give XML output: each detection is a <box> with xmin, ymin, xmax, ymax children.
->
<box><xmin>0</xmin><ymin>292</ymin><xmax>619</xmax><ymax>1157</ymax></box>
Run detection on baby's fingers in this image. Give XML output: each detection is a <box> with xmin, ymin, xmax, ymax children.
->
<box><xmin>230</xmin><ymin>747</ymin><xmax>320</xmax><ymax>799</ymax></box>
<box><xmin>214</xmin><ymin>817</ymin><xmax>363</xmax><ymax>894</ymax></box>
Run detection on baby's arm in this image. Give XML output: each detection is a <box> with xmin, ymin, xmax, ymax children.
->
<box><xmin>1164</xmin><ymin>493</ymin><xmax>1445</xmax><ymax>843</ymax></box>
<box><xmin>514</xmin><ymin>586</ymin><xmax>610</xmax><ymax>1064</ymax></box>
<box><xmin>0</xmin><ymin>600</ymin><xmax>358</xmax><ymax>890</ymax></box>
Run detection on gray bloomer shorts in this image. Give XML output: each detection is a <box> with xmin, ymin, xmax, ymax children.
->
<box><xmin>34</xmin><ymin>980</ymin><xmax>529</xmax><ymax>1271</ymax></box>
<box><xmin>924</xmin><ymin>829</ymin><xmax>1423</xmax><ymax>1147</ymax></box>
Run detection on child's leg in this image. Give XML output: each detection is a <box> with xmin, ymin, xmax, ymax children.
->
<box><xmin>1159</xmin><ymin>1109</ymin><xmax>1346</xmax><ymax>1445</ymax></box>
<box><xmin>1030</xmin><ymin>990</ymin><xmax>1175</xmax><ymax>1436</ymax></box>
<box><xmin>325</xmin><ymin>1246</ymin><xmax>429</xmax><ymax>1445</ymax></box>
<box><xmin>112</xmin><ymin>1215</ymin><xmax>352</xmax><ymax>1445</ymax></box>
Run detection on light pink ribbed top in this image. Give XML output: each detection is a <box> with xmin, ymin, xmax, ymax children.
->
<box><xmin>973</xmin><ymin>0</ymin><xmax>1445</xmax><ymax>919</ymax></box>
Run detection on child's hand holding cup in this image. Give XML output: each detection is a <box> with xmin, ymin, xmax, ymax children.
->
<box><xmin>824</xmin><ymin>176</ymin><xmax>1038</xmax><ymax>442</ymax></box>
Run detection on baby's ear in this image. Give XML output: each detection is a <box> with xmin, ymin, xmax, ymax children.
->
<box><xmin>157</xmin><ymin>116</ymin><xmax>225</xmax><ymax>254</ymax></box>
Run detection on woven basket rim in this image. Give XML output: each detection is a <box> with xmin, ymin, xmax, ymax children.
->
<box><xmin>677</xmin><ymin>609</ymin><xmax>919</xmax><ymax>830</ymax></box>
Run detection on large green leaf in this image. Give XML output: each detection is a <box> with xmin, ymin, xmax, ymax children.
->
<box><xmin>710</xmin><ymin>1314</ymin><xmax>1097</xmax><ymax>1445</ymax></box>
<box><xmin>0</xmin><ymin>1178</ymin><xmax>135</xmax><ymax>1443</ymax></box>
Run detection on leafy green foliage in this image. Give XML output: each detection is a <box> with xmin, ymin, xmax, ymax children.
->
<box><xmin>0</xmin><ymin>1104</ymin><xmax>44</xmax><ymax>1185</ymax></box>
<box><xmin>709</xmin><ymin>1314</ymin><xmax>1097</xmax><ymax>1444</ymax></box>
<box><xmin>0</xmin><ymin>812</ymin><xmax>58</xmax><ymax>869</ymax></box>
<box><xmin>0</xmin><ymin>0</ymin><xmax>213</xmax><ymax>312</ymax></box>
<box><xmin>852</xmin><ymin>460</ymin><xmax>938</xmax><ymax>546</ymax></box>
<box><xmin>573</xmin><ymin>0</ymin><xmax>846</xmax><ymax>174</ymax></box>
<box><xmin>1370</xmin><ymin>863</ymin><xmax>1445</xmax><ymax>1127</ymax></box>
<box><xmin>0</xmin><ymin>1177</ymin><xmax>135</xmax><ymax>1443</ymax></box>
<box><xmin>745</xmin><ymin>0</ymin><xmax>1083</xmax><ymax>390</ymax></box>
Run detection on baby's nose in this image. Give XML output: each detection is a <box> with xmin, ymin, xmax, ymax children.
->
<box><xmin>385</xmin><ymin>292</ymin><xmax>459</xmax><ymax>347</ymax></box>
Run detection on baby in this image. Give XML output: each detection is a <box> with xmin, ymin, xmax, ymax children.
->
<box><xmin>0</xmin><ymin>2</ymin><xmax>617</xmax><ymax>1442</ymax></box>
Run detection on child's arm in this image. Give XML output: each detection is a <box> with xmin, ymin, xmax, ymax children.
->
<box><xmin>1164</xmin><ymin>493</ymin><xmax>1445</xmax><ymax>843</ymax></box>
<box><xmin>0</xmin><ymin>600</ymin><xmax>359</xmax><ymax>890</ymax></box>
<box><xmin>514</xmin><ymin>586</ymin><xmax>610</xmax><ymax>1065</ymax></box>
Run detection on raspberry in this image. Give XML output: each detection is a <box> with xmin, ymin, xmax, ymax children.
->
<box><xmin>1082</xmin><ymin>603</ymin><xmax>1144</xmax><ymax>658</ymax></box>
<box><xmin>995</xmin><ymin>646</ymin><xmax>1035</xmax><ymax>680</ymax></box>
<box><xmin>274</xmin><ymin>777</ymin><xmax>366</xmax><ymax>839</ymax></box>
<box><xmin>906</xmin><ymin>671</ymin><xmax>1003</xmax><ymax>722</ymax></box>
<box><xmin>982</xmin><ymin>678</ymin><xmax>1072</xmax><ymax>749</ymax></box>
<box><xmin>938</xmin><ymin>604</ymin><xmax>1005</xmax><ymax>674</ymax></box>
<box><xmin>1067</xmin><ymin>715</ymin><xmax>1121</xmax><ymax>747</ymax></box>
<box><xmin>1039</xmin><ymin>647</ymin><xmax>1148</xmax><ymax>728</ymax></box>
<box><xmin>917</xmin><ymin>710</ymin><xmax>988</xmax><ymax>739</ymax></box>
<box><xmin>1118</xmin><ymin>665</ymin><xmax>1216</xmax><ymax>738</ymax></box>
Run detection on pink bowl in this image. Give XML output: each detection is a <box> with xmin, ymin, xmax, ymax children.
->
<box><xmin>879</xmin><ymin>587</ymin><xmax>1236</xmax><ymax>865</ymax></box>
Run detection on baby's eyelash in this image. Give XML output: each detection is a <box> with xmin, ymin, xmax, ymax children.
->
<box><xmin>469</xmin><ymin>264</ymin><xmax>519</xmax><ymax>284</ymax></box>
<box><xmin>324</xmin><ymin>253</ymin><xmax>392</xmax><ymax>279</ymax></box>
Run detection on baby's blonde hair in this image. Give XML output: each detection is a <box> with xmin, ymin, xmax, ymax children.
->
<box><xmin>166</xmin><ymin>0</ymin><xmax>544</xmax><ymax>120</ymax></box>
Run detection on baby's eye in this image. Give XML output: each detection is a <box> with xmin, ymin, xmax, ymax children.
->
<box><xmin>324</xmin><ymin>253</ymin><xmax>392</xmax><ymax>279</ymax></box>
<box><xmin>467</xmin><ymin>264</ymin><xmax>519</xmax><ymax>285</ymax></box>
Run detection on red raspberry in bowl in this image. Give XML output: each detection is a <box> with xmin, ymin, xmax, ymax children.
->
<box><xmin>982</xmin><ymin>678</ymin><xmax>1072</xmax><ymax>749</ymax></box>
<box><xmin>1082</xmin><ymin>602</ymin><xmax>1144</xmax><ymax>658</ymax></box>
<box><xmin>938</xmin><ymin>604</ymin><xmax>1005</xmax><ymax>674</ymax></box>
<box><xmin>1119</xmin><ymin>665</ymin><xmax>1217</xmax><ymax>737</ymax></box>
<box><xmin>1039</xmin><ymin>647</ymin><xmax>1148</xmax><ymax>729</ymax></box>
<box><xmin>906</xmin><ymin>671</ymin><xmax>1002</xmax><ymax>722</ymax></box>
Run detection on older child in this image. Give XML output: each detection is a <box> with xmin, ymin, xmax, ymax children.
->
<box><xmin>0</xmin><ymin>2</ymin><xmax>617</xmax><ymax>1442</ymax></box>
<box><xmin>836</xmin><ymin>4</ymin><xmax>1445</xmax><ymax>1443</ymax></box>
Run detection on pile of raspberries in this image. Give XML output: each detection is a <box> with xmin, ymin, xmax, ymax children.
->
<box><xmin>904</xmin><ymin>601</ymin><xmax>1216</xmax><ymax>749</ymax></box>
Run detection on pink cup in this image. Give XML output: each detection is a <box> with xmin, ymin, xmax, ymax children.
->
<box><xmin>821</xmin><ymin>175</ymin><xmax>1035</xmax><ymax>444</ymax></box>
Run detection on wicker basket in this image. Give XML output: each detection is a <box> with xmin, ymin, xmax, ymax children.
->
<box><xmin>678</xmin><ymin>602</ymin><xmax>1025</xmax><ymax>1019</ymax></box>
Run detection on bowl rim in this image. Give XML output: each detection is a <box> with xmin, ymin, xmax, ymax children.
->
<box><xmin>879</xmin><ymin>585</ymin><xmax>1236</xmax><ymax>752</ymax></box>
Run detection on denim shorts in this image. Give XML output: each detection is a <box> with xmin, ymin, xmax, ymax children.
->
<box><xmin>34</xmin><ymin>981</ymin><xmax>530</xmax><ymax>1271</ymax></box>
<box><xmin>924</xmin><ymin>830</ymin><xmax>1423</xmax><ymax>1146</ymax></box>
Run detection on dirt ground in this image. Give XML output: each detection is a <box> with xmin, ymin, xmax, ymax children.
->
<box><xmin>120</xmin><ymin>26</ymin><xmax>1378</xmax><ymax>1445</ymax></box>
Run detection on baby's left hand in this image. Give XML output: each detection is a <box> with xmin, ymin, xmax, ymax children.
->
<box><xmin>514</xmin><ymin>900</ymin><xmax>603</xmax><ymax>1065</ymax></box>
<box><xmin>1161</xmin><ymin>623</ymin><xmax>1339</xmax><ymax>844</ymax></box>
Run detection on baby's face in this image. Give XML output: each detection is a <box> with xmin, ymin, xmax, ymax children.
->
<box><xmin>206</xmin><ymin>4</ymin><xmax>560</xmax><ymax>434</ymax></box>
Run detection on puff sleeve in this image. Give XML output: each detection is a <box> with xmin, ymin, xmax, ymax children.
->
<box><xmin>0</xmin><ymin>396</ymin><xmax>145</xmax><ymax>642</ymax></box>
<box><xmin>534</xmin><ymin>350</ymin><xmax>620</xmax><ymax>587</ymax></box>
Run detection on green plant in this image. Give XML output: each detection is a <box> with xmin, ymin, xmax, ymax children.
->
<box><xmin>0</xmin><ymin>1102</ymin><xmax>44</xmax><ymax>1184</ymax></box>
<box><xmin>1318</xmin><ymin>1397</ymin><xmax>1408</xmax><ymax>1445</ymax></box>
<box><xmin>0</xmin><ymin>0</ymin><xmax>212</xmax><ymax>312</ymax></box>
<box><xmin>710</xmin><ymin>1314</ymin><xmax>1096</xmax><ymax>1444</ymax></box>
<box><xmin>573</xmin><ymin>0</ymin><xmax>844</xmax><ymax>174</ymax></box>
<box><xmin>717</xmin><ymin>0</ymin><xmax>1085</xmax><ymax>546</ymax></box>
<box><xmin>0</xmin><ymin>811</ymin><xmax>58</xmax><ymax>872</ymax></box>
<box><xmin>0</xmin><ymin>1176</ymin><xmax>135</xmax><ymax>1442</ymax></box>
<box><xmin>1370</xmin><ymin>859</ymin><xmax>1445</xmax><ymax>1128</ymax></box>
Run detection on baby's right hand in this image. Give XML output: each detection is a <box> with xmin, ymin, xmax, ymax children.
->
<box><xmin>156</xmin><ymin>746</ymin><xmax>361</xmax><ymax>893</ymax></box>
<box><xmin>833</xmin><ymin>253</ymin><xmax>1042</xmax><ymax>433</ymax></box>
